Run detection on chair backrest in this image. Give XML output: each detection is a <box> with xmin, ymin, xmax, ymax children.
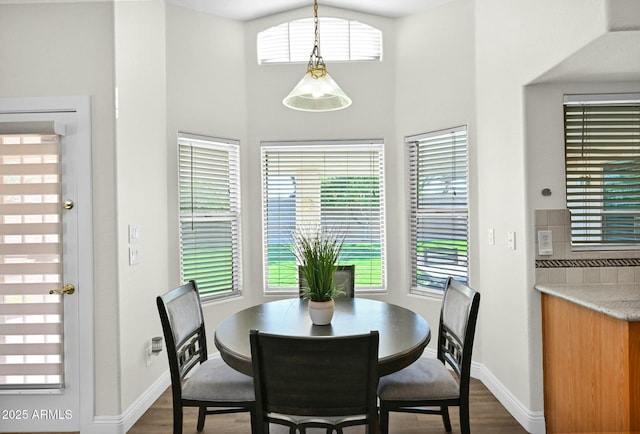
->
<box><xmin>157</xmin><ymin>280</ymin><xmax>208</xmax><ymax>390</ymax></box>
<box><xmin>437</xmin><ymin>277</ymin><xmax>480</xmax><ymax>388</ymax></box>
<box><xmin>298</xmin><ymin>264</ymin><xmax>355</xmax><ymax>298</ymax></box>
<box><xmin>250</xmin><ymin>329</ymin><xmax>379</xmax><ymax>426</ymax></box>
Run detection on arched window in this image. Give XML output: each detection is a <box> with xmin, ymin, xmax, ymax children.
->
<box><xmin>257</xmin><ymin>18</ymin><xmax>382</xmax><ymax>64</ymax></box>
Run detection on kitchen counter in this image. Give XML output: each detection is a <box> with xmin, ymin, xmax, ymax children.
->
<box><xmin>536</xmin><ymin>282</ymin><xmax>640</xmax><ymax>433</ymax></box>
<box><xmin>534</xmin><ymin>283</ymin><xmax>640</xmax><ymax>321</ymax></box>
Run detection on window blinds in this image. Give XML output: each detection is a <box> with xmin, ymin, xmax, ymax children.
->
<box><xmin>257</xmin><ymin>18</ymin><xmax>382</xmax><ymax>64</ymax></box>
<box><xmin>0</xmin><ymin>133</ymin><xmax>63</xmax><ymax>389</ymax></box>
<box><xmin>407</xmin><ymin>127</ymin><xmax>469</xmax><ymax>293</ymax></box>
<box><xmin>261</xmin><ymin>142</ymin><xmax>385</xmax><ymax>291</ymax></box>
<box><xmin>178</xmin><ymin>134</ymin><xmax>242</xmax><ymax>298</ymax></box>
<box><xmin>564</xmin><ymin>98</ymin><xmax>640</xmax><ymax>247</ymax></box>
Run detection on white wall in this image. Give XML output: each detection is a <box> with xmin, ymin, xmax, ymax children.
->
<box><xmin>114</xmin><ymin>0</ymin><xmax>170</xmax><ymax>411</ymax></box>
<box><xmin>165</xmin><ymin>4</ymin><xmax>254</xmax><ymax>351</ymax></box>
<box><xmin>392</xmin><ymin>0</ymin><xmax>476</xmax><ymax>342</ymax></box>
<box><xmin>242</xmin><ymin>7</ymin><xmax>397</xmax><ymax>306</ymax></box>
<box><xmin>474</xmin><ymin>0</ymin><xmax>621</xmax><ymax>417</ymax></box>
<box><xmin>0</xmin><ymin>1</ymin><xmax>120</xmax><ymax>416</ymax></box>
<box><xmin>3</xmin><ymin>0</ymin><xmax>638</xmax><ymax>430</ymax></box>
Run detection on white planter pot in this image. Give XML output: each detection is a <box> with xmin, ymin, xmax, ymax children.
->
<box><xmin>308</xmin><ymin>299</ymin><xmax>335</xmax><ymax>325</ymax></box>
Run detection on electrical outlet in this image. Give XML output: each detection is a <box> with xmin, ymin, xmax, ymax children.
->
<box><xmin>538</xmin><ymin>230</ymin><xmax>553</xmax><ymax>255</ymax></box>
<box><xmin>508</xmin><ymin>231</ymin><xmax>516</xmax><ymax>250</ymax></box>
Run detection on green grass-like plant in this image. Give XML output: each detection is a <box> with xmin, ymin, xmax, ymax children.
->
<box><xmin>291</xmin><ymin>226</ymin><xmax>345</xmax><ymax>302</ymax></box>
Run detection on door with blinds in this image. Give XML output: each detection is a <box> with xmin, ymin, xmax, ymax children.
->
<box><xmin>0</xmin><ymin>107</ymin><xmax>84</xmax><ymax>432</ymax></box>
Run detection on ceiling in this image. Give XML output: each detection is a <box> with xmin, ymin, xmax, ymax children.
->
<box><xmin>166</xmin><ymin>0</ymin><xmax>451</xmax><ymax>21</ymax></box>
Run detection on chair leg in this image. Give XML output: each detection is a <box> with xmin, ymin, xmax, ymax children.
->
<box><xmin>249</xmin><ymin>409</ymin><xmax>260</xmax><ymax>434</ymax></box>
<box><xmin>379</xmin><ymin>403</ymin><xmax>390</xmax><ymax>434</ymax></box>
<box><xmin>460</xmin><ymin>401</ymin><xmax>470</xmax><ymax>434</ymax></box>
<box><xmin>173</xmin><ymin>406</ymin><xmax>183</xmax><ymax>434</ymax></box>
<box><xmin>196</xmin><ymin>406</ymin><xmax>206</xmax><ymax>431</ymax></box>
<box><xmin>441</xmin><ymin>406</ymin><xmax>452</xmax><ymax>432</ymax></box>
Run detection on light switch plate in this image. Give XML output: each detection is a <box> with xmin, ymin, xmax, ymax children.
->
<box><xmin>128</xmin><ymin>224</ymin><xmax>141</xmax><ymax>243</ymax></box>
<box><xmin>538</xmin><ymin>230</ymin><xmax>553</xmax><ymax>255</ymax></box>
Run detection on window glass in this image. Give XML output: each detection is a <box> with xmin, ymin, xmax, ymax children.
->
<box><xmin>257</xmin><ymin>18</ymin><xmax>382</xmax><ymax>64</ymax></box>
<box><xmin>178</xmin><ymin>133</ymin><xmax>241</xmax><ymax>299</ymax></box>
<box><xmin>262</xmin><ymin>141</ymin><xmax>385</xmax><ymax>292</ymax></box>
<box><xmin>407</xmin><ymin>127</ymin><xmax>469</xmax><ymax>293</ymax></box>
<box><xmin>564</xmin><ymin>95</ymin><xmax>640</xmax><ymax>249</ymax></box>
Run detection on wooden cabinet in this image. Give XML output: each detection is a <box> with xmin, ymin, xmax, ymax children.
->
<box><xmin>541</xmin><ymin>293</ymin><xmax>640</xmax><ymax>433</ymax></box>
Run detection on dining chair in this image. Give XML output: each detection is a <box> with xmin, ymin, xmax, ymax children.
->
<box><xmin>377</xmin><ymin>277</ymin><xmax>480</xmax><ymax>434</ymax></box>
<box><xmin>298</xmin><ymin>264</ymin><xmax>355</xmax><ymax>298</ymax></box>
<box><xmin>249</xmin><ymin>329</ymin><xmax>380</xmax><ymax>434</ymax></box>
<box><xmin>156</xmin><ymin>280</ymin><xmax>256</xmax><ymax>434</ymax></box>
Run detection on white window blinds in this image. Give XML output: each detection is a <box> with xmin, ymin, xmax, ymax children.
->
<box><xmin>257</xmin><ymin>18</ymin><xmax>382</xmax><ymax>64</ymax></box>
<box><xmin>0</xmin><ymin>133</ymin><xmax>63</xmax><ymax>389</ymax></box>
<box><xmin>408</xmin><ymin>126</ymin><xmax>469</xmax><ymax>293</ymax></box>
<box><xmin>178</xmin><ymin>133</ymin><xmax>242</xmax><ymax>299</ymax></box>
<box><xmin>262</xmin><ymin>141</ymin><xmax>385</xmax><ymax>292</ymax></box>
<box><xmin>564</xmin><ymin>96</ymin><xmax>640</xmax><ymax>248</ymax></box>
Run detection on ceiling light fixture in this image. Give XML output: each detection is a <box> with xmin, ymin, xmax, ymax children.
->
<box><xmin>282</xmin><ymin>0</ymin><xmax>352</xmax><ymax>112</ymax></box>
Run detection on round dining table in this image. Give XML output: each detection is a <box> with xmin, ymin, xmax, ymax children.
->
<box><xmin>214</xmin><ymin>297</ymin><xmax>431</xmax><ymax>377</ymax></box>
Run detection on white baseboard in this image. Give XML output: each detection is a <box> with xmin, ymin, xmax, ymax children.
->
<box><xmin>474</xmin><ymin>363</ymin><xmax>546</xmax><ymax>434</ymax></box>
<box><xmin>90</xmin><ymin>353</ymin><xmax>545</xmax><ymax>434</ymax></box>
<box><xmin>91</xmin><ymin>369</ymin><xmax>170</xmax><ymax>434</ymax></box>
<box><xmin>423</xmin><ymin>349</ymin><xmax>546</xmax><ymax>434</ymax></box>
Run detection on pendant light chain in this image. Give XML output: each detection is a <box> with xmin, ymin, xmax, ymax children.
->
<box><xmin>282</xmin><ymin>0</ymin><xmax>352</xmax><ymax>111</ymax></box>
<box><xmin>307</xmin><ymin>0</ymin><xmax>327</xmax><ymax>79</ymax></box>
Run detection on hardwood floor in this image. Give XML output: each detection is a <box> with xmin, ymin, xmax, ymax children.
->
<box><xmin>127</xmin><ymin>378</ymin><xmax>529</xmax><ymax>434</ymax></box>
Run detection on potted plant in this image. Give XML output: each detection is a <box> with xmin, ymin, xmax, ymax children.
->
<box><xmin>291</xmin><ymin>226</ymin><xmax>345</xmax><ymax>325</ymax></box>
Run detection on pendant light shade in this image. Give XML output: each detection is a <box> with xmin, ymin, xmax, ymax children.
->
<box><xmin>283</xmin><ymin>70</ymin><xmax>352</xmax><ymax>112</ymax></box>
<box><xmin>283</xmin><ymin>0</ymin><xmax>352</xmax><ymax>112</ymax></box>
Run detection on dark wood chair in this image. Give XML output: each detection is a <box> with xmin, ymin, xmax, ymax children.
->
<box><xmin>156</xmin><ymin>280</ymin><xmax>256</xmax><ymax>434</ymax></box>
<box><xmin>377</xmin><ymin>277</ymin><xmax>480</xmax><ymax>434</ymax></box>
<box><xmin>249</xmin><ymin>329</ymin><xmax>380</xmax><ymax>434</ymax></box>
<box><xmin>298</xmin><ymin>264</ymin><xmax>355</xmax><ymax>298</ymax></box>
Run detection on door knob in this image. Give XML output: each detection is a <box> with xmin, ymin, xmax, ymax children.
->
<box><xmin>49</xmin><ymin>284</ymin><xmax>75</xmax><ymax>295</ymax></box>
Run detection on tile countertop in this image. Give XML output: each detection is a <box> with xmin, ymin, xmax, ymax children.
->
<box><xmin>535</xmin><ymin>283</ymin><xmax>640</xmax><ymax>321</ymax></box>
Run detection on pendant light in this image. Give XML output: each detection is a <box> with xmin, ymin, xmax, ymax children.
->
<box><xmin>283</xmin><ymin>0</ymin><xmax>352</xmax><ymax>112</ymax></box>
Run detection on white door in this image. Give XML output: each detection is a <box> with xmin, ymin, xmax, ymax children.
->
<box><xmin>0</xmin><ymin>97</ymin><xmax>92</xmax><ymax>432</ymax></box>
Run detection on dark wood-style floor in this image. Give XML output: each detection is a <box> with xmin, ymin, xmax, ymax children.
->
<box><xmin>127</xmin><ymin>378</ymin><xmax>529</xmax><ymax>434</ymax></box>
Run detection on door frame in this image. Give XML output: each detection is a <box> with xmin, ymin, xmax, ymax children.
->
<box><xmin>0</xmin><ymin>96</ymin><xmax>94</xmax><ymax>432</ymax></box>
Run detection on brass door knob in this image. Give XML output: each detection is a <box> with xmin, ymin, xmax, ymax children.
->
<box><xmin>49</xmin><ymin>284</ymin><xmax>75</xmax><ymax>295</ymax></box>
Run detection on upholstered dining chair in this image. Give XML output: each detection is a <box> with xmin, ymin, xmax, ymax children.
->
<box><xmin>298</xmin><ymin>264</ymin><xmax>355</xmax><ymax>298</ymax></box>
<box><xmin>156</xmin><ymin>280</ymin><xmax>256</xmax><ymax>434</ymax></box>
<box><xmin>249</xmin><ymin>329</ymin><xmax>380</xmax><ymax>434</ymax></box>
<box><xmin>377</xmin><ymin>277</ymin><xmax>480</xmax><ymax>434</ymax></box>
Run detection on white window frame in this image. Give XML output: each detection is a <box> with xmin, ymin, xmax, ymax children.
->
<box><xmin>257</xmin><ymin>17</ymin><xmax>382</xmax><ymax>64</ymax></box>
<box><xmin>261</xmin><ymin>140</ymin><xmax>386</xmax><ymax>294</ymax></box>
<box><xmin>564</xmin><ymin>93</ymin><xmax>640</xmax><ymax>250</ymax></box>
<box><xmin>407</xmin><ymin>126</ymin><xmax>469</xmax><ymax>295</ymax></box>
<box><xmin>178</xmin><ymin>132</ymin><xmax>242</xmax><ymax>300</ymax></box>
